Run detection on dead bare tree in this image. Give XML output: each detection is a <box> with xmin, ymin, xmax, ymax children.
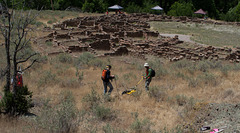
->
<box><xmin>0</xmin><ymin>1</ymin><xmax>40</xmax><ymax>94</ymax></box>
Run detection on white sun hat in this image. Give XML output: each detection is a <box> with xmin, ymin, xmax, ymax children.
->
<box><xmin>144</xmin><ymin>63</ymin><xmax>149</xmax><ymax>67</ymax></box>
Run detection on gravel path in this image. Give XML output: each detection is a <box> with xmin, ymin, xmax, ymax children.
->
<box><xmin>160</xmin><ymin>34</ymin><xmax>206</xmax><ymax>46</ymax></box>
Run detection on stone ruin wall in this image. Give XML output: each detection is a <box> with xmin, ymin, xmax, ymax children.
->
<box><xmin>36</xmin><ymin>13</ymin><xmax>240</xmax><ymax>63</ymax></box>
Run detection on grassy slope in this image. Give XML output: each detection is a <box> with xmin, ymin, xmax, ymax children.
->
<box><xmin>149</xmin><ymin>21</ymin><xmax>240</xmax><ymax>47</ymax></box>
<box><xmin>1</xmin><ymin>11</ymin><xmax>240</xmax><ymax>132</ymax></box>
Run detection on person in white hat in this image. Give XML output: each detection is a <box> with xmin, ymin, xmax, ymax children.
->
<box><xmin>144</xmin><ymin>63</ymin><xmax>152</xmax><ymax>91</ymax></box>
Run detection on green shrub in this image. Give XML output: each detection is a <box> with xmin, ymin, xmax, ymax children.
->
<box><xmin>188</xmin><ymin>78</ymin><xmax>199</xmax><ymax>88</ymax></box>
<box><xmin>58</xmin><ymin>53</ymin><xmax>73</xmax><ymax>64</ymax></box>
<box><xmin>220</xmin><ymin>65</ymin><xmax>230</xmax><ymax>76</ymax></box>
<box><xmin>102</xmin><ymin>94</ymin><xmax>114</xmax><ymax>103</ymax></box>
<box><xmin>46</xmin><ymin>41</ymin><xmax>53</xmax><ymax>46</ymax></box>
<box><xmin>93</xmin><ymin>104</ymin><xmax>114</xmax><ymax>120</ymax></box>
<box><xmin>148</xmin><ymin>86</ymin><xmax>167</xmax><ymax>102</ymax></box>
<box><xmin>82</xmin><ymin>0</ymin><xmax>107</xmax><ymax>13</ymax></box>
<box><xmin>222</xmin><ymin>2</ymin><xmax>240</xmax><ymax>22</ymax></box>
<box><xmin>208</xmin><ymin>60</ymin><xmax>223</xmax><ymax>69</ymax></box>
<box><xmin>125</xmin><ymin>2</ymin><xmax>142</xmax><ymax>13</ymax></box>
<box><xmin>175</xmin><ymin>72</ymin><xmax>186</xmax><ymax>79</ymax></box>
<box><xmin>0</xmin><ymin>86</ymin><xmax>33</xmax><ymax>115</ymax></box>
<box><xmin>102</xmin><ymin>124</ymin><xmax>126</xmax><ymax>133</ymax></box>
<box><xmin>76</xmin><ymin>70</ymin><xmax>84</xmax><ymax>83</ymax></box>
<box><xmin>131</xmin><ymin>88</ymin><xmax>142</xmax><ymax>100</ymax></box>
<box><xmin>176</xmin><ymin>95</ymin><xmax>187</xmax><ymax>106</ymax></box>
<box><xmin>171</xmin><ymin>59</ymin><xmax>193</xmax><ymax>69</ymax></box>
<box><xmin>198</xmin><ymin>72</ymin><xmax>218</xmax><ymax>87</ymax></box>
<box><xmin>75</xmin><ymin>52</ymin><xmax>95</xmax><ymax>68</ymax></box>
<box><xmin>196</xmin><ymin>60</ymin><xmax>210</xmax><ymax>72</ymax></box>
<box><xmin>35</xmin><ymin>91</ymin><xmax>81</xmax><ymax>133</ymax></box>
<box><xmin>38</xmin><ymin>70</ymin><xmax>57</xmax><ymax>87</ymax></box>
<box><xmin>232</xmin><ymin>63</ymin><xmax>240</xmax><ymax>71</ymax></box>
<box><xmin>88</xmin><ymin>58</ymin><xmax>106</xmax><ymax>68</ymax></box>
<box><xmin>47</xmin><ymin>20</ymin><xmax>53</xmax><ymax>24</ymax></box>
<box><xmin>130</xmin><ymin>112</ymin><xmax>152</xmax><ymax>133</ymax></box>
<box><xmin>167</xmin><ymin>2</ymin><xmax>194</xmax><ymax>17</ymax></box>
<box><xmin>35</xmin><ymin>21</ymin><xmax>44</xmax><ymax>27</ymax></box>
<box><xmin>82</xmin><ymin>89</ymin><xmax>101</xmax><ymax>109</ymax></box>
<box><xmin>147</xmin><ymin>57</ymin><xmax>168</xmax><ymax>78</ymax></box>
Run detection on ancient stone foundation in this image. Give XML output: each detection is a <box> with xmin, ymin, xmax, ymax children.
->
<box><xmin>37</xmin><ymin>13</ymin><xmax>240</xmax><ymax>63</ymax></box>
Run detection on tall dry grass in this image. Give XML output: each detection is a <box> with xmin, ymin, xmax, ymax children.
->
<box><xmin>2</xmin><ymin>52</ymin><xmax>240</xmax><ymax>132</ymax></box>
<box><xmin>1</xmin><ymin>11</ymin><xmax>240</xmax><ymax>132</ymax></box>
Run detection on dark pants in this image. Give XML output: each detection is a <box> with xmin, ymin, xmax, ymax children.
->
<box><xmin>145</xmin><ymin>78</ymin><xmax>152</xmax><ymax>91</ymax></box>
<box><xmin>103</xmin><ymin>81</ymin><xmax>113</xmax><ymax>94</ymax></box>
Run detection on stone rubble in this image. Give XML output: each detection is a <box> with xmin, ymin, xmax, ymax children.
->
<box><xmin>36</xmin><ymin>13</ymin><xmax>240</xmax><ymax>62</ymax></box>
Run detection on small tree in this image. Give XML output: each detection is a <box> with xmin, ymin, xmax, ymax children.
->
<box><xmin>167</xmin><ymin>2</ymin><xmax>194</xmax><ymax>17</ymax></box>
<box><xmin>0</xmin><ymin>0</ymin><xmax>40</xmax><ymax>115</ymax></box>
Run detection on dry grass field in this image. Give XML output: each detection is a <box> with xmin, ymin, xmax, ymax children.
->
<box><xmin>0</xmin><ymin>11</ymin><xmax>240</xmax><ymax>133</ymax></box>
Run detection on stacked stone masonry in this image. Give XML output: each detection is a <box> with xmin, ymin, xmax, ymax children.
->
<box><xmin>36</xmin><ymin>13</ymin><xmax>240</xmax><ymax>63</ymax></box>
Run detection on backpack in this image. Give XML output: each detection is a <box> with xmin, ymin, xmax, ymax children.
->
<box><xmin>101</xmin><ymin>69</ymin><xmax>107</xmax><ymax>80</ymax></box>
<box><xmin>151</xmin><ymin>68</ymin><xmax>155</xmax><ymax>77</ymax></box>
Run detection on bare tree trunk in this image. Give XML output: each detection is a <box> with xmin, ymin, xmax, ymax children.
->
<box><xmin>51</xmin><ymin>0</ymin><xmax>54</xmax><ymax>10</ymax></box>
<box><xmin>4</xmin><ymin>13</ymin><xmax>11</xmax><ymax>92</ymax></box>
<box><xmin>12</xmin><ymin>56</ymin><xmax>17</xmax><ymax>95</ymax></box>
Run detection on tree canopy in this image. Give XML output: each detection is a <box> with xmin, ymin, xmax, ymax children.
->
<box><xmin>1</xmin><ymin>0</ymin><xmax>240</xmax><ymax>21</ymax></box>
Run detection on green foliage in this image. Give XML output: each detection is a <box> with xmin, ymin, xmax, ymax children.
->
<box><xmin>102</xmin><ymin>124</ymin><xmax>126</xmax><ymax>133</ymax></box>
<box><xmin>175</xmin><ymin>94</ymin><xmax>187</xmax><ymax>106</ymax></box>
<box><xmin>58</xmin><ymin>53</ymin><xmax>73</xmax><ymax>64</ymax></box>
<box><xmin>198</xmin><ymin>72</ymin><xmax>218</xmax><ymax>87</ymax></box>
<box><xmin>125</xmin><ymin>0</ymin><xmax>159</xmax><ymax>14</ymax></box>
<box><xmin>38</xmin><ymin>70</ymin><xmax>57</xmax><ymax>87</ymax></box>
<box><xmin>5</xmin><ymin>0</ymin><xmax>240</xmax><ymax>21</ymax></box>
<box><xmin>0</xmin><ymin>86</ymin><xmax>33</xmax><ymax>115</ymax></box>
<box><xmin>167</xmin><ymin>2</ymin><xmax>194</xmax><ymax>17</ymax></box>
<box><xmin>148</xmin><ymin>86</ymin><xmax>167</xmax><ymax>102</ymax></box>
<box><xmin>35</xmin><ymin>91</ymin><xmax>82</xmax><ymax>133</ymax></box>
<box><xmin>171</xmin><ymin>59</ymin><xmax>193</xmax><ymax>69</ymax></box>
<box><xmin>192</xmin><ymin>0</ymin><xmax>218</xmax><ymax>18</ymax></box>
<box><xmin>221</xmin><ymin>2</ymin><xmax>240</xmax><ymax>22</ymax></box>
<box><xmin>82</xmin><ymin>89</ymin><xmax>101</xmax><ymax>109</ymax></box>
<box><xmin>88</xmin><ymin>58</ymin><xmax>106</xmax><ymax>68</ymax></box>
<box><xmin>125</xmin><ymin>2</ymin><xmax>142</xmax><ymax>13</ymax></box>
<box><xmin>75</xmin><ymin>52</ymin><xmax>95</xmax><ymax>67</ymax></box>
<box><xmin>175</xmin><ymin>95</ymin><xmax>196</xmax><ymax>113</ymax></box>
<box><xmin>46</xmin><ymin>41</ymin><xmax>53</xmax><ymax>46</ymax></box>
<box><xmin>141</xmin><ymin>0</ymin><xmax>159</xmax><ymax>14</ymax></box>
<box><xmin>187</xmin><ymin>78</ymin><xmax>199</xmax><ymax>88</ymax></box>
<box><xmin>147</xmin><ymin>57</ymin><xmax>168</xmax><ymax>78</ymax></box>
<box><xmin>196</xmin><ymin>60</ymin><xmax>211</xmax><ymax>72</ymax></box>
<box><xmin>82</xmin><ymin>1</ymin><xmax>95</xmax><ymax>12</ymax></box>
<box><xmin>82</xmin><ymin>0</ymin><xmax>107</xmax><ymax>13</ymax></box>
<box><xmin>47</xmin><ymin>20</ymin><xmax>53</xmax><ymax>24</ymax></box>
<box><xmin>130</xmin><ymin>112</ymin><xmax>152</xmax><ymax>133</ymax></box>
<box><xmin>93</xmin><ymin>104</ymin><xmax>113</xmax><ymax>120</ymax></box>
<box><xmin>32</xmin><ymin>21</ymin><xmax>44</xmax><ymax>27</ymax></box>
<box><xmin>75</xmin><ymin>52</ymin><xmax>105</xmax><ymax>68</ymax></box>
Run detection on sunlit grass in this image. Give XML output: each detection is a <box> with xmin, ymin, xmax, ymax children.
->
<box><xmin>149</xmin><ymin>21</ymin><xmax>240</xmax><ymax>47</ymax></box>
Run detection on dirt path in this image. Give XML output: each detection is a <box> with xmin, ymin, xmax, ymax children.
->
<box><xmin>160</xmin><ymin>34</ymin><xmax>206</xmax><ymax>46</ymax></box>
